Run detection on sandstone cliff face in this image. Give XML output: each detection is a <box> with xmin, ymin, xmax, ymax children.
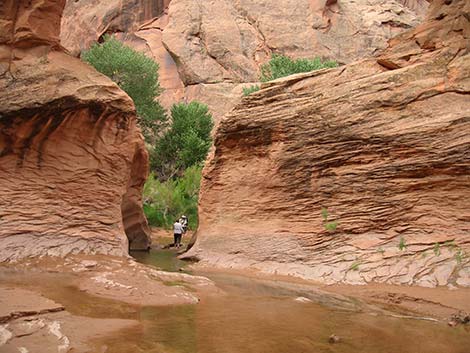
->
<box><xmin>61</xmin><ymin>0</ymin><xmax>428</xmax><ymax>121</ymax></box>
<box><xmin>0</xmin><ymin>0</ymin><xmax>151</xmax><ymax>261</ymax></box>
<box><xmin>186</xmin><ymin>0</ymin><xmax>470</xmax><ymax>288</ymax></box>
<box><xmin>61</xmin><ymin>0</ymin><xmax>171</xmax><ymax>57</ymax></box>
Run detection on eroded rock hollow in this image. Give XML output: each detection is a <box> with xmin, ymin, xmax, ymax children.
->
<box><xmin>0</xmin><ymin>0</ymin><xmax>151</xmax><ymax>261</ymax></box>
<box><xmin>187</xmin><ymin>0</ymin><xmax>470</xmax><ymax>288</ymax></box>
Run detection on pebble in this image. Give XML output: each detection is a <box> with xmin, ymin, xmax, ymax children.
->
<box><xmin>81</xmin><ymin>260</ymin><xmax>98</xmax><ymax>268</ymax></box>
<box><xmin>329</xmin><ymin>334</ymin><xmax>340</xmax><ymax>344</ymax></box>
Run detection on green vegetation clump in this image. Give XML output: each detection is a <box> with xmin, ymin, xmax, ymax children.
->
<box><xmin>433</xmin><ymin>243</ymin><xmax>441</xmax><ymax>256</ymax></box>
<box><xmin>152</xmin><ymin>101</ymin><xmax>213</xmax><ymax>180</ymax></box>
<box><xmin>81</xmin><ymin>35</ymin><xmax>167</xmax><ymax>142</ymax></box>
<box><xmin>444</xmin><ymin>240</ymin><xmax>456</xmax><ymax>249</ymax></box>
<box><xmin>143</xmin><ymin>165</ymin><xmax>202</xmax><ymax>229</ymax></box>
<box><xmin>398</xmin><ymin>237</ymin><xmax>407</xmax><ymax>251</ymax></box>
<box><xmin>260</xmin><ymin>54</ymin><xmax>338</xmax><ymax>82</ymax></box>
<box><xmin>325</xmin><ymin>221</ymin><xmax>338</xmax><ymax>232</ymax></box>
<box><xmin>320</xmin><ymin>207</ymin><xmax>339</xmax><ymax>232</ymax></box>
<box><xmin>146</xmin><ymin>102</ymin><xmax>212</xmax><ymax>227</ymax></box>
<box><xmin>321</xmin><ymin>207</ymin><xmax>329</xmax><ymax>222</ymax></box>
<box><xmin>243</xmin><ymin>85</ymin><xmax>260</xmax><ymax>96</ymax></box>
<box><xmin>350</xmin><ymin>262</ymin><xmax>360</xmax><ymax>271</ymax></box>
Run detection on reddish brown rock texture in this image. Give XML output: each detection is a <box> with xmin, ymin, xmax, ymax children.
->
<box><xmin>186</xmin><ymin>0</ymin><xmax>470</xmax><ymax>288</ymax></box>
<box><xmin>61</xmin><ymin>0</ymin><xmax>171</xmax><ymax>57</ymax></box>
<box><xmin>0</xmin><ymin>0</ymin><xmax>151</xmax><ymax>261</ymax></box>
<box><xmin>60</xmin><ymin>0</ymin><xmax>428</xmax><ymax>121</ymax></box>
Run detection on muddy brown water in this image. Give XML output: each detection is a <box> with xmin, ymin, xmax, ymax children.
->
<box><xmin>2</xmin><ymin>250</ymin><xmax>470</xmax><ymax>353</ymax></box>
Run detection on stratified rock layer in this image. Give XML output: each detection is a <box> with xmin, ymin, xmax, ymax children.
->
<box><xmin>0</xmin><ymin>0</ymin><xmax>151</xmax><ymax>261</ymax></box>
<box><xmin>61</xmin><ymin>0</ymin><xmax>171</xmax><ymax>57</ymax></box>
<box><xmin>61</xmin><ymin>0</ymin><xmax>428</xmax><ymax>121</ymax></box>
<box><xmin>187</xmin><ymin>0</ymin><xmax>470</xmax><ymax>288</ymax></box>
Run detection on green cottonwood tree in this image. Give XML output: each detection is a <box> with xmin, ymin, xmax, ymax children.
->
<box><xmin>81</xmin><ymin>35</ymin><xmax>167</xmax><ymax>142</ymax></box>
<box><xmin>152</xmin><ymin>101</ymin><xmax>213</xmax><ymax>180</ymax></box>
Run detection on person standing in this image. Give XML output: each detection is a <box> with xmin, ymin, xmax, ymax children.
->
<box><xmin>173</xmin><ymin>219</ymin><xmax>183</xmax><ymax>248</ymax></box>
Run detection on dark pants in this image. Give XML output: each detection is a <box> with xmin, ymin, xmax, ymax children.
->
<box><xmin>174</xmin><ymin>233</ymin><xmax>182</xmax><ymax>246</ymax></box>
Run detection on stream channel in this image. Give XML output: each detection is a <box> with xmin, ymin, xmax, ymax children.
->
<box><xmin>4</xmin><ymin>248</ymin><xmax>469</xmax><ymax>353</ymax></box>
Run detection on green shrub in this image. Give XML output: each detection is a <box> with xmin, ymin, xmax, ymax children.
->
<box><xmin>243</xmin><ymin>85</ymin><xmax>260</xmax><ymax>96</ymax></box>
<box><xmin>398</xmin><ymin>237</ymin><xmax>407</xmax><ymax>251</ymax></box>
<box><xmin>320</xmin><ymin>207</ymin><xmax>338</xmax><ymax>232</ymax></box>
<box><xmin>143</xmin><ymin>165</ymin><xmax>202</xmax><ymax>229</ymax></box>
<box><xmin>152</xmin><ymin>101</ymin><xmax>213</xmax><ymax>180</ymax></box>
<box><xmin>321</xmin><ymin>207</ymin><xmax>329</xmax><ymax>221</ymax></box>
<box><xmin>260</xmin><ymin>54</ymin><xmax>338</xmax><ymax>82</ymax></box>
<box><xmin>325</xmin><ymin>221</ymin><xmax>338</xmax><ymax>232</ymax></box>
<box><xmin>81</xmin><ymin>35</ymin><xmax>167</xmax><ymax>143</ymax></box>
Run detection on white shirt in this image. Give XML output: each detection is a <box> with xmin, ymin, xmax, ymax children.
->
<box><xmin>173</xmin><ymin>222</ymin><xmax>183</xmax><ymax>234</ymax></box>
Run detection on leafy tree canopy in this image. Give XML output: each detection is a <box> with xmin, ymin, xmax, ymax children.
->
<box><xmin>152</xmin><ymin>101</ymin><xmax>213</xmax><ymax>180</ymax></box>
<box><xmin>143</xmin><ymin>165</ymin><xmax>202</xmax><ymax>230</ymax></box>
<box><xmin>81</xmin><ymin>35</ymin><xmax>167</xmax><ymax>142</ymax></box>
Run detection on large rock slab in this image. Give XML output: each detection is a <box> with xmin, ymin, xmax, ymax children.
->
<box><xmin>186</xmin><ymin>0</ymin><xmax>470</xmax><ymax>287</ymax></box>
<box><xmin>61</xmin><ymin>0</ymin><xmax>428</xmax><ymax>121</ymax></box>
<box><xmin>0</xmin><ymin>288</ymin><xmax>64</xmax><ymax>324</ymax></box>
<box><xmin>0</xmin><ymin>0</ymin><xmax>151</xmax><ymax>261</ymax></box>
<box><xmin>0</xmin><ymin>287</ymin><xmax>137</xmax><ymax>353</ymax></box>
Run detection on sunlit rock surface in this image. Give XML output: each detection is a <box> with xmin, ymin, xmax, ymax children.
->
<box><xmin>61</xmin><ymin>0</ymin><xmax>428</xmax><ymax>121</ymax></box>
<box><xmin>187</xmin><ymin>0</ymin><xmax>470</xmax><ymax>288</ymax></box>
<box><xmin>0</xmin><ymin>0</ymin><xmax>151</xmax><ymax>261</ymax></box>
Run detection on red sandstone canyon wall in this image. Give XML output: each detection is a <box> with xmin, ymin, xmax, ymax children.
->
<box><xmin>186</xmin><ymin>0</ymin><xmax>470</xmax><ymax>288</ymax></box>
<box><xmin>0</xmin><ymin>0</ymin><xmax>151</xmax><ymax>261</ymax></box>
<box><xmin>61</xmin><ymin>0</ymin><xmax>429</xmax><ymax>121</ymax></box>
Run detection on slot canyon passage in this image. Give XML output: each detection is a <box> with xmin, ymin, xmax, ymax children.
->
<box><xmin>0</xmin><ymin>0</ymin><xmax>470</xmax><ymax>352</ymax></box>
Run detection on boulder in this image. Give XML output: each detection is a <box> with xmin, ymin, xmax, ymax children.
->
<box><xmin>0</xmin><ymin>0</ymin><xmax>151</xmax><ymax>261</ymax></box>
<box><xmin>185</xmin><ymin>0</ymin><xmax>470</xmax><ymax>287</ymax></box>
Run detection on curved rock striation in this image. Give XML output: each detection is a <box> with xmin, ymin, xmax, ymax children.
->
<box><xmin>186</xmin><ymin>0</ymin><xmax>470</xmax><ymax>288</ymax></box>
<box><xmin>60</xmin><ymin>0</ymin><xmax>171</xmax><ymax>57</ymax></box>
<box><xmin>0</xmin><ymin>0</ymin><xmax>151</xmax><ymax>262</ymax></box>
<box><xmin>61</xmin><ymin>0</ymin><xmax>428</xmax><ymax>121</ymax></box>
